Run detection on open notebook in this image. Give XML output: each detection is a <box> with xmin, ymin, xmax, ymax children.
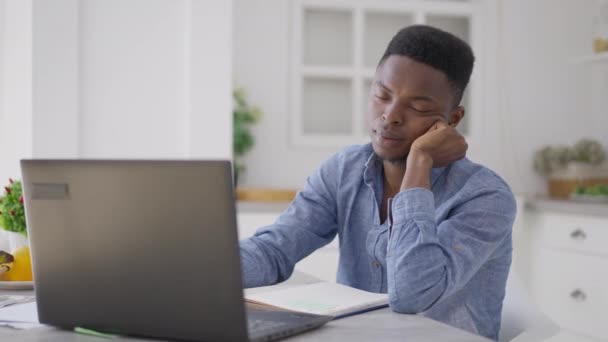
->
<box><xmin>245</xmin><ymin>282</ymin><xmax>389</xmax><ymax>319</ymax></box>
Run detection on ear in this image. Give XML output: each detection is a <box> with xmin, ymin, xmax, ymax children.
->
<box><xmin>447</xmin><ymin>106</ymin><xmax>465</xmax><ymax>128</ymax></box>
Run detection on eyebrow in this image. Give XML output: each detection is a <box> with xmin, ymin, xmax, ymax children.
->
<box><xmin>376</xmin><ymin>80</ymin><xmax>393</xmax><ymax>93</ymax></box>
<box><xmin>375</xmin><ymin>80</ymin><xmax>435</xmax><ymax>103</ymax></box>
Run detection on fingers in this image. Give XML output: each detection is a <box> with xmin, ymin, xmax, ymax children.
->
<box><xmin>425</xmin><ymin>120</ymin><xmax>447</xmax><ymax>133</ymax></box>
<box><xmin>435</xmin><ymin>121</ymin><xmax>450</xmax><ymax>129</ymax></box>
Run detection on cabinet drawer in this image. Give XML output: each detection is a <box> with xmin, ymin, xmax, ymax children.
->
<box><xmin>530</xmin><ymin>212</ymin><xmax>608</xmax><ymax>256</ymax></box>
<box><xmin>531</xmin><ymin>249</ymin><xmax>608</xmax><ymax>339</ymax></box>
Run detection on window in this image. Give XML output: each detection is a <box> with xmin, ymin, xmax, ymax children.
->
<box><xmin>291</xmin><ymin>0</ymin><xmax>482</xmax><ymax>147</ymax></box>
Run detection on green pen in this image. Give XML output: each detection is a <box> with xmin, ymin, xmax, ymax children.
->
<box><xmin>74</xmin><ymin>326</ymin><xmax>119</xmax><ymax>339</ymax></box>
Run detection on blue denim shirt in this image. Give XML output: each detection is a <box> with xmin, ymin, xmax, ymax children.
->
<box><xmin>240</xmin><ymin>143</ymin><xmax>515</xmax><ymax>340</ymax></box>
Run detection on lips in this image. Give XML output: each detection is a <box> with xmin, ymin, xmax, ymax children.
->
<box><xmin>381</xmin><ymin>134</ymin><xmax>402</xmax><ymax>141</ymax></box>
<box><xmin>374</xmin><ymin>129</ymin><xmax>405</xmax><ymax>148</ymax></box>
<box><xmin>377</xmin><ymin>130</ymin><xmax>403</xmax><ymax>141</ymax></box>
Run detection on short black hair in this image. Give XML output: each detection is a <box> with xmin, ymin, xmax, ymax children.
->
<box><xmin>379</xmin><ymin>25</ymin><xmax>475</xmax><ymax>105</ymax></box>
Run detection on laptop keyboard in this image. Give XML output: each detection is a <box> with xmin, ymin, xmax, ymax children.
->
<box><xmin>247</xmin><ymin>318</ymin><xmax>289</xmax><ymax>332</ymax></box>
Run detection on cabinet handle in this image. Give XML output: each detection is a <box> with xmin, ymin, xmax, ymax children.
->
<box><xmin>570</xmin><ymin>228</ymin><xmax>587</xmax><ymax>240</ymax></box>
<box><xmin>570</xmin><ymin>289</ymin><xmax>587</xmax><ymax>302</ymax></box>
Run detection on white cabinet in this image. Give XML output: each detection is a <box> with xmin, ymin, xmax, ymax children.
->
<box><xmin>532</xmin><ymin>249</ymin><xmax>608</xmax><ymax>339</ymax></box>
<box><xmin>527</xmin><ymin>212</ymin><xmax>608</xmax><ymax>256</ymax></box>
<box><xmin>519</xmin><ymin>201</ymin><xmax>608</xmax><ymax>341</ymax></box>
<box><xmin>237</xmin><ymin>206</ymin><xmax>339</xmax><ymax>282</ymax></box>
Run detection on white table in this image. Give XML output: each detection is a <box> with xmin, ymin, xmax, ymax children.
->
<box><xmin>0</xmin><ymin>308</ymin><xmax>490</xmax><ymax>342</ymax></box>
<box><xmin>0</xmin><ymin>272</ymin><xmax>490</xmax><ymax>342</ymax></box>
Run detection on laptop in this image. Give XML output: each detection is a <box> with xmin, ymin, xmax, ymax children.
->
<box><xmin>21</xmin><ymin>160</ymin><xmax>332</xmax><ymax>342</ymax></box>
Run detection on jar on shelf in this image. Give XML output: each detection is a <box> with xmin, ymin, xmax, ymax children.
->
<box><xmin>592</xmin><ymin>0</ymin><xmax>608</xmax><ymax>53</ymax></box>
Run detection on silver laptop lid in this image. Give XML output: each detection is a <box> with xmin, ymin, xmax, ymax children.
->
<box><xmin>21</xmin><ymin>160</ymin><xmax>248</xmax><ymax>342</ymax></box>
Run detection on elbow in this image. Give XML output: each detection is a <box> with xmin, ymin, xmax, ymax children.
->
<box><xmin>388</xmin><ymin>280</ymin><xmax>445</xmax><ymax>314</ymax></box>
<box><xmin>389</xmin><ymin>295</ymin><xmax>430</xmax><ymax>314</ymax></box>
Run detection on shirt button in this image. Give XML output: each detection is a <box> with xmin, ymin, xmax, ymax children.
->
<box><xmin>372</xmin><ymin>261</ymin><xmax>380</xmax><ymax>268</ymax></box>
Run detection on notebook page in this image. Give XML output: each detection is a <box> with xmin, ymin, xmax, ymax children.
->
<box><xmin>245</xmin><ymin>282</ymin><xmax>388</xmax><ymax>317</ymax></box>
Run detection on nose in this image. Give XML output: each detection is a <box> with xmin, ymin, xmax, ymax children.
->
<box><xmin>381</xmin><ymin>105</ymin><xmax>402</xmax><ymax>125</ymax></box>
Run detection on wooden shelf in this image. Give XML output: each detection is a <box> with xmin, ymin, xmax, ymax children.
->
<box><xmin>236</xmin><ymin>187</ymin><xmax>298</xmax><ymax>202</ymax></box>
<box><xmin>571</xmin><ymin>52</ymin><xmax>608</xmax><ymax>64</ymax></box>
<box><xmin>524</xmin><ymin>195</ymin><xmax>608</xmax><ymax>218</ymax></box>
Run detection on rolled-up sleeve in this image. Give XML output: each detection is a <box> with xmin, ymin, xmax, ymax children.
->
<box><xmin>239</xmin><ymin>156</ymin><xmax>340</xmax><ymax>288</ymax></box>
<box><xmin>386</xmin><ymin>186</ymin><xmax>516</xmax><ymax>313</ymax></box>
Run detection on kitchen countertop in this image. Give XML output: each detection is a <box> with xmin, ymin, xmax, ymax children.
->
<box><xmin>524</xmin><ymin>196</ymin><xmax>608</xmax><ymax>217</ymax></box>
<box><xmin>237</xmin><ymin>196</ymin><xmax>608</xmax><ymax>218</ymax></box>
<box><xmin>237</xmin><ymin>201</ymin><xmax>291</xmax><ymax>213</ymax></box>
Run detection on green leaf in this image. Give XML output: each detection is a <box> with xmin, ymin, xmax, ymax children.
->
<box><xmin>0</xmin><ymin>179</ymin><xmax>27</xmax><ymax>236</ymax></box>
<box><xmin>232</xmin><ymin>87</ymin><xmax>262</xmax><ymax>162</ymax></box>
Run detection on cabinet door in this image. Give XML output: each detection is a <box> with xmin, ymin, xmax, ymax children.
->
<box><xmin>531</xmin><ymin>248</ymin><xmax>608</xmax><ymax>339</ymax></box>
<box><xmin>529</xmin><ymin>212</ymin><xmax>608</xmax><ymax>257</ymax></box>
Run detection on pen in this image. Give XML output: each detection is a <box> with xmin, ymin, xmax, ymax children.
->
<box><xmin>74</xmin><ymin>326</ymin><xmax>118</xmax><ymax>339</ymax></box>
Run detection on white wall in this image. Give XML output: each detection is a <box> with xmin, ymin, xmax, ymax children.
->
<box><xmin>32</xmin><ymin>0</ymin><xmax>79</xmax><ymax>158</ymax></box>
<box><xmin>488</xmin><ymin>0</ymin><xmax>600</xmax><ymax>195</ymax></box>
<box><xmin>234</xmin><ymin>0</ymin><xmax>602</xmax><ymax>195</ymax></box>
<box><xmin>188</xmin><ymin>0</ymin><xmax>233</xmax><ymax>160</ymax></box>
<box><xmin>0</xmin><ymin>0</ymin><xmax>233</xmax><ymax>183</ymax></box>
<box><xmin>78</xmin><ymin>0</ymin><xmax>233</xmax><ymax>160</ymax></box>
<box><xmin>233</xmin><ymin>0</ymin><xmax>339</xmax><ymax>188</ymax></box>
<box><xmin>0</xmin><ymin>0</ymin><xmax>4</xmax><ymax>181</ymax></box>
<box><xmin>589</xmin><ymin>61</ymin><xmax>608</xmax><ymax>149</ymax></box>
<box><xmin>79</xmin><ymin>0</ymin><xmax>190</xmax><ymax>158</ymax></box>
<box><xmin>0</xmin><ymin>0</ymin><xmax>33</xmax><ymax>183</ymax></box>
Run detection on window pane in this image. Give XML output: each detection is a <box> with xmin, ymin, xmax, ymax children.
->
<box><xmin>364</xmin><ymin>12</ymin><xmax>414</xmax><ymax>68</ymax></box>
<box><xmin>303</xmin><ymin>9</ymin><xmax>353</xmax><ymax>66</ymax></box>
<box><xmin>302</xmin><ymin>78</ymin><xmax>352</xmax><ymax>135</ymax></box>
<box><xmin>362</xmin><ymin>78</ymin><xmax>373</xmax><ymax>135</ymax></box>
<box><xmin>426</xmin><ymin>15</ymin><xmax>470</xmax><ymax>43</ymax></box>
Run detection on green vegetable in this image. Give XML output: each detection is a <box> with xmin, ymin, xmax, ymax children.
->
<box><xmin>0</xmin><ymin>179</ymin><xmax>27</xmax><ymax>236</ymax></box>
<box><xmin>573</xmin><ymin>184</ymin><xmax>608</xmax><ymax>196</ymax></box>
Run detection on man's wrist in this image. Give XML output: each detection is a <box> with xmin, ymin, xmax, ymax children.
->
<box><xmin>401</xmin><ymin>149</ymin><xmax>433</xmax><ymax>190</ymax></box>
<box><xmin>408</xmin><ymin>149</ymin><xmax>433</xmax><ymax>168</ymax></box>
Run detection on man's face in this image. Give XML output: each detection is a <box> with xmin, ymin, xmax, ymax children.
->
<box><xmin>367</xmin><ymin>55</ymin><xmax>461</xmax><ymax>163</ymax></box>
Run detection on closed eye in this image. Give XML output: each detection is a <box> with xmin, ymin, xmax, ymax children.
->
<box><xmin>410</xmin><ymin>105</ymin><xmax>435</xmax><ymax>114</ymax></box>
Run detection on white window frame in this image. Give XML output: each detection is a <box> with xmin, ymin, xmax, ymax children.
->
<box><xmin>290</xmin><ymin>0</ymin><xmax>483</xmax><ymax>148</ymax></box>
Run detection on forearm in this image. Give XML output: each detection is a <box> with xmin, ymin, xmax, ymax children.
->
<box><xmin>386</xmin><ymin>185</ymin><xmax>515</xmax><ymax>314</ymax></box>
<box><xmin>240</xmin><ymin>203</ymin><xmax>339</xmax><ymax>288</ymax></box>
<box><xmin>387</xmin><ymin>151</ymin><xmax>443</xmax><ymax>311</ymax></box>
<box><xmin>401</xmin><ymin>150</ymin><xmax>433</xmax><ymax>191</ymax></box>
<box><xmin>240</xmin><ymin>237</ymin><xmax>286</xmax><ymax>288</ymax></box>
<box><xmin>387</xmin><ymin>188</ymin><xmax>447</xmax><ymax>313</ymax></box>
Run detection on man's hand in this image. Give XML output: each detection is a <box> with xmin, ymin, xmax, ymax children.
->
<box><xmin>400</xmin><ymin>121</ymin><xmax>468</xmax><ymax>191</ymax></box>
<box><xmin>410</xmin><ymin>121</ymin><xmax>468</xmax><ymax>168</ymax></box>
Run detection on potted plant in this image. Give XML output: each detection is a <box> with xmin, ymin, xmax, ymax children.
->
<box><xmin>533</xmin><ymin>139</ymin><xmax>608</xmax><ymax>198</ymax></box>
<box><xmin>233</xmin><ymin>87</ymin><xmax>262</xmax><ymax>186</ymax></box>
<box><xmin>0</xmin><ymin>179</ymin><xmax>33</xmax><ymax>282</ymax></box>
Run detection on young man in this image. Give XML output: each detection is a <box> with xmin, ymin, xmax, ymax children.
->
<box><xmin>239</xmin><ymin>25</ymin><xmax>515</xmax><ymax>340</ymax></box>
